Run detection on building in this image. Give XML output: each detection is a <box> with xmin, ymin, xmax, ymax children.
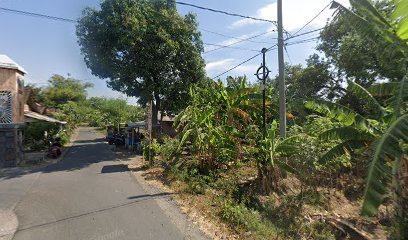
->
<box><xmin>0</xmin><ymin>55</ymin><xmax>26</xmax><ymax>167</ymax></box>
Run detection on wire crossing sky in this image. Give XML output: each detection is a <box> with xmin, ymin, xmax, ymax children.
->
<box><xmin>0</xmin><ymin>0</ymin><xmax>349</xmax><ymax>104</ymax></box>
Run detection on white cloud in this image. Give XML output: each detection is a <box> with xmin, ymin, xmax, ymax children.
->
<box><xmin>235</xmin><ymin>64</ymin><xmax>261</xmax><ymax>74</ymax></box>
<box><xmin>205</xmin><ymin>58</ymin><xmax>235</xmax><ymax>71</ymax></box>
<box><xmin>230</xmin><ymin>0</ymin><xmax>350</xmax><ymax>31</ymax></box>
<box><xmin>206</xmin><ymin>58</ymin><xmax>261</xmax><ymax>80</ymax></box>
<box><xmin>219</xmin><ymin>33</ymin><xmax>255</xmax><ymax>46</ymax></box>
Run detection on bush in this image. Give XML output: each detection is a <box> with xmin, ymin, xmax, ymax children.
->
<box><xmin>24</xmin><ymin>122</ymin><xmax>60</xmax><ymax>151</ymax></box>
<box><xmin>142</xmin><ymin>139</ymin><xmax>160</xmax><ymax>165</ymax></box>
<box><xmin>158</xmin><ymin>137</ymin><xmax>180</xmax><ymax>164</ymax></box>
<box><xmin>220</xmin><ymin>200</ymin><xmax>279</xmax><ymax>237</ymax></box>
<box><xmin>288</xmin><ymin>115</ymin><xmax>351</xmax><ymax>187</ymax></box>
<box><xmin>173</xmin><ymin>168</ymin><xmax>215</xmax><ymax>194</ymax></box>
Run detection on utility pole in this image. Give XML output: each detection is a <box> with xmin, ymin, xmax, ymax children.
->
<box><xmin>277</xmin><ymin>0</ymin><xmax>286</xmax><ymax>138</ymax></box>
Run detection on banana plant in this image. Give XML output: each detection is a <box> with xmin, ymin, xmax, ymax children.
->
<box><xmin>174</xmin><ymin>79</ymin><xmax>266</xmax><ymax>169</ymax></box>
<box><xmin>331</xmin><ymin>0</ymin><xmax>408</xmax><ymax>231</ymax></box>
<box><xmin>304</xmin><ymin>80</ymin><xmax>386</xmax><ymax>165</ymax></box>
<box><xmin>256</xmin><ymin>120</ymin><xmax>299</xmax><ymax>192</ymax></box>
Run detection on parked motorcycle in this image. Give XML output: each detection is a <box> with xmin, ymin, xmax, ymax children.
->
<box><xmin>48</xmin><ymin>139</ymin><xmax>62</xmax><ymax>158</ymax></box>
<box><xmin>113</xmin><ymin>134</ymin><xmax>125</xmax><ymax>147</ymax></box>
<box><xmin>106</xmin><ymin>135</ymin><xmax>115</xmax><ymax>145</ymax></box>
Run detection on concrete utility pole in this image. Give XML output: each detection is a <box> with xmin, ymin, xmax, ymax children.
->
<box><xmin>277</xmin><ymin>0</ymin><xmax>286</xmax><ymax>138</ymax></box>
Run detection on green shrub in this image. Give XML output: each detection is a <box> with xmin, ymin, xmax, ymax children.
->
<box><xmin>288</xmin><ymin>116</ymin><xmax>351</xmax><ymax>187</ymax></box>
<box><xmin>142</xmin><ymin>139</ymin><xmax>160</xmax><ymax>165</ymax></box>
<box><xmin>308</xmin><ymin>222</ymin><xmax>336</xmax><ymax>240</ymax></box>
<box><xmin>174</xmin><ymin>168</ymin><xmax>215</xmax><ymax>194</ymax></box>
<box><xmin>24</xmin><ymin>122</ymin><xmax>60</xmax><ymax>151</ymax></box>
<box><xmin>220</xmin><ymin>200</ymin><xmax>279</xmax><ymax>237</ymax></box>
<box><xmin>158</xmin><ymin>137</ymin><xmax>180</xmax><ymax>163</ymax></box>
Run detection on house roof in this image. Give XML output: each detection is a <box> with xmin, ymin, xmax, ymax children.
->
<box><xmin>24</xmin><ymin>110</ymin><xmax>66</xmax><ymax>124</ymax></box>
<box><xmin>157</xmin><ymin>111</ymin><xmax>176</xmax><ymax>121</ymax></box>
<box><xmin>127</xmin><ymin>121</ymin><xmax>145</xmax><ymax>129</ymax></box>
<box><xmin>0</xmin><ymin>55</ymin><xmax>27</xmax><ymax>74</ymax></box>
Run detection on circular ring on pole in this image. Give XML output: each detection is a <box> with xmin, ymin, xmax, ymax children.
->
<box><xmin>256</xmin><ymin>65</ymin><xmax>270</xmax><ymax>81</ymax></box>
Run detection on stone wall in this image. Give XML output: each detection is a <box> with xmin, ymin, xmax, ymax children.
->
<box><xmin>0</xmin><ymin>128</ymin><xmax>24</xmax><ymax>168</ymax></box>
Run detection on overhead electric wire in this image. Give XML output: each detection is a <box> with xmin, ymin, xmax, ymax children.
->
<box><xmin>199</xmin><ymin>27</ymin><xmax>276</xmax><ymax>44</ymax></box>
<box><xmin>173</xmin><ymin>1</ymin><xmax>295</xmax><ymax>37</ymax></box>
<box><xmin>2</xmin><ymin>4</ymin><xmax>326</xmax><ymax>80</ymax></box>
<box><xmin>288</xmin><ymin>27</ymin><xmax>325</xmax><ymax>40</ymax></box>
<box><xmin>203</xmin><ymin>30</ymin><xmax>275</xmax><ymax>54</ymax></box>
<box><xmin>202</xmin><ymin>25</ymin><xmax>324</xmax><ymax>55</ymax></box>
<box><xmin>210</xmin><ymin>35</ymin><xmax>320</xmax><ymax>79</ymax></box>
<box><xmin>204</xmin><ymin>43</ymin><xmax>259</xmax><ymax>52</ymax></box>
<box><xmin>291</xmin><ymin>1</ymin><xmax>332</xmax><ymax>37</ymax></box>
<box><xmin>211</xmin><ymin>53</ymin><xmax>262</xmax><ymax>80</ymax></box>
<box><xmin>284</xmin><ymin>45</ymin><xmax>293</xmax><ymax>65</ymax></box>
<box><xmin>0</xmin><ymin>7</ymin><xmax>76</xmax><ymax>22</ymax></box>
<box><xmin>286</xmin><ymin>37</ymin><xmax>320</xmax><ymax>46</ymax></box>
<box><xmin>174</xmin><ymin>1</ymin><xmax>277</xmax><ymax>25</ymax></box>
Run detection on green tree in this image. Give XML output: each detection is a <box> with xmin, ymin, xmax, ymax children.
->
<box><xmin>86</xmin><ymin>97</ymin><xmax>144</xmax><ymax>129</ymax></box>
<box><xmin>317</xmin><ymin>1</ymin><xmax>405</xmax><ymax>85</ymax></box>
<box><xmin>76</xmin><ymin>0</ymin><xmax>206</xmax><ymax>125</ymax></box>
<box><xmin>43</xmin><ymin>74</ymin><xmax>93</xmax><ymax>107</ymax></box>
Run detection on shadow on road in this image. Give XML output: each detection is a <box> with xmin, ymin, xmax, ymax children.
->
<box><xmin>101</xmin><ymin>164</ymin><xmax>128</xmax><ymax>174</ymax></box>
<box><xmin>0</xmin><ymin>139</ymin><xmax>125</xmax><ymax>181</ymax></box>
<box><xmin>15</xmin><ymin>192</ymin><xmax>173</xmax><ymax>234</ymax></box>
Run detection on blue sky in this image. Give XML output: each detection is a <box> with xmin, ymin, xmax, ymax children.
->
<box><xmin>0</xmin><ymin>0</ymin><xmax>349</xmax><ymax>105</ymax></box>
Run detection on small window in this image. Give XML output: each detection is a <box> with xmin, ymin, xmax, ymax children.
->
<box><xmin>0</xmin><ymin>91</ymin><xmax>12</xmax><ymax>124</ymax></box>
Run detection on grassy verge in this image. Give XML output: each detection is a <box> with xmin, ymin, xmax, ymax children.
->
<box><xmin>128</xmin><ymin>154</ymin><xmax>389</xmax><ymax>239</ymax></box>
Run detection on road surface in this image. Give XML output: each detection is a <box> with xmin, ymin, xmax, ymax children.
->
<box><xmin>0</xmin><ymin>127</ymin><xmax>203</xmax><ymax>240</ymax></box>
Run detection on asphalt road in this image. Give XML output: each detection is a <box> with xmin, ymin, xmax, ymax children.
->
<box><xmin>4</xmin><ymin>127</ymin><xmax>196</xmax><ymax>240</ymax></box>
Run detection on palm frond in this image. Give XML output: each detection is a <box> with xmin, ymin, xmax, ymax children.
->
<box><xmin>392</xmin><ymin>0</ymin><xmax>408</xmax><ymax>41</ymax></box>
<box><xmin>393</xmin><ymin>74</ymin><xmax>408</xmax><ymax>116</ymax></box>
<box><xmin>319</xmin><ymin>140</ymin><xmax>369</xmax><ymax>164</ymax></box>
<box><xmin>362</xmin><ymin>114</ymin><xmax>408</xmax><ymax>216</ymax></box>
<box><xmin>276</xmin><ymin>160</ymin><xmax>299</xmax><ymax>175</ymax></box>
<box><xmin>304</xmin><ymin>100</ymin><xmax>369</xmax><ymax>127</ymax></box>
<box><xmin>347</xmin><ymin>81</ymin><xmax>386</xmax><ymax>116</ymax></box>
<box><xmin>333</xmin><ymin>0</ymin><xmax>408</xmax><ymax>61</ymax></box>
<box><xmin>367</xmin><ymin>82</ymin><xmax>398</xmax><ymax>97</ymax></box>
<box><xmin>275</xmin><ymin>144</ymin><xmax>297</xmax><ymax>155</ymax></box>
<box><xmin>177</xmin><ymin>128</ymin><xmax>193</xmax><ymax>152</ymax></box>
<box><xmin>320</xmin><ymin>126</ymin><xmax>375</xmax><ymax>141</ymax></box>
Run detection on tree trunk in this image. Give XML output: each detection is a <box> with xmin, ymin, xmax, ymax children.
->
<box><xmin>152</xmin><ymin>95</ymin><xmax>160</xmax><ymax>138</ymax></box>
<box><xmin>258</xmin><ymin>163</ymin><xmax>283</xmax><ymax>193</ymax></box>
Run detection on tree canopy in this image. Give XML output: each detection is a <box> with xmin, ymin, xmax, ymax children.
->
<box><xmin>42</xmin><ymin>74</ymin><xmax>93</xmax><ymax>107</ymax></box>
<box><xmin>76</xmin><ymin>0</ymin><xmax>206</xmax><ymax>122</ymax></box>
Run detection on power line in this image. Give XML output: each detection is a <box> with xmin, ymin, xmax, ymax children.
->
<box><xmin>203</xmin><ymin>30</ymin><xmax>275</xmax><ymax>54</ymax></box>
<box><xmin>288</xmin><ymin>27</ymin><xmax>324</xmax><ymax>40</ymax></box>
<box><xmin>174</xmin><ymin>1</ymin><xmax>277</xmax><ymax>25</ymax></box>
<box><xmin>291</xmin><ymin>2</ymin><xmax>332</xmax><ymax>37</ymax></box>
<box><xmin>204</xmin><ymin>43</ymin><xmax>259</xmax><ymax>52</ymax></box>
<box><xmin>0</xmin><ymin>7</ymin><xmax>76</xmax><ymax>23</ymax></box>
<box><xmin>0</xmin><ymin>6</ymin><xmax>278</xmax><ymax>48</ymax></box>
<box><xmin>286</xmin><ymin>37</ymin><xmax>320</xmax><ymax>46</ymax></box>
<box><xmin>199</xmin><ymin>27</ymin><xmax>276</xmax><ymax>44</ymax></box>
<box><xmin>210</xmin><ymin>35</ymin><xmax>320</xmax><ymax>80</ymax></box>
<box><xmin>284</xmin><ymin>45</ymin><xmax>293</xmax><ymax>65</ymax></box>
<box><xmin>174</xmin><ymin>1</ymin><xmax>296</xmax><ymax>37</ymax></box>
<box><xmin>211</xmin><ymin>53</ymin><xmax>262</xmax><ymax>80</ymax></box>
